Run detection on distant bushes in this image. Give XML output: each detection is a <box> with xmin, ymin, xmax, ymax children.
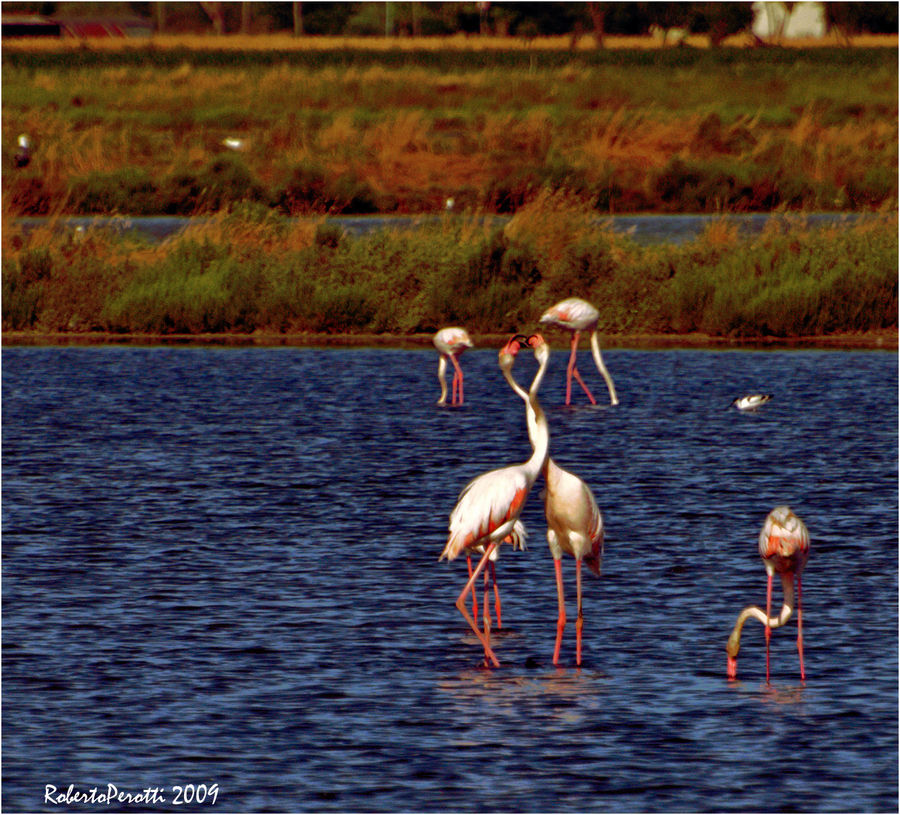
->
<box><xmin>3</xmin><ymin>198</ymin><xmax>896</xmax><ymax>339</ymax></box>
<box><xmin>9</xmin><ymin>148</ymin><xmax>891</xmax><ymax>217</ymax></box>
<box><xmin>2</xmin><ymin>46</ymin><xmax>896</xmax><ymax>217</ymax></box>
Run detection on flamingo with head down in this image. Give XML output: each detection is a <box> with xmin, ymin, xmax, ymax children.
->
<box><xmin>440</xmin><ymin>334</ymin><xmax>551</xmax><ymax>667</ymax></box>
<box><xmin>539</xmin><ymin>297</ymin><xmax>618</xmax><ymax>407</ymax></box>
<box><xmin>726</xmin><ymin>506</ymin><xmax>810</xmax><ymax>682</ymax></box>
<box><xmin>433</xmin><ymin>327</ymin><xmax>473</xmax><ymax>406</ymax></box>
<box><xmin>500</xmin><ymin>335</ymin><xmax>604</xmax><ymax>666</ymax></box>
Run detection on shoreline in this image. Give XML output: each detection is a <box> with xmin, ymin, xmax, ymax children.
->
<box><xmin>3</xmin><ymin>330</ymin><xmax>896</xmax><ymax>351</ymax></box>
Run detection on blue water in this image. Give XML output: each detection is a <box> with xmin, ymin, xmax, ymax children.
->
<box><xmin>2</xmin><ymin>345</ymin><xmax>897</xmax><ymax>812</ymax></box>
<box><xmin>15</xmin><ymin>212</ymin><xmax>868</xmax><ymax>246</ymax></box>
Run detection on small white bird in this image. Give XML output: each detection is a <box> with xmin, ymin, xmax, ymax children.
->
<box><xmin>222</xmin><ymin>137</ymin><xmax>246</xmax><ymax>151</ymax></box>
<box><xmin>731</xmin><ymin>394</ymin><xmax>773</xmax><ymax>411</ymax></box>
<box><xmin>15</xmin><ymin>134</ymin><xmax>31</xmax><ymax>168</ymax></box>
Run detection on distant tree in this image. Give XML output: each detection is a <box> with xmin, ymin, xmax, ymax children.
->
<box><xmin>296</xmin><ymin>1</ymin><xmax>356</xmax><ymax>35</ymax></box>
<box><xmin>199</xmin><ymin>1</ymin><xmax>224</xmax><ymax>34</ymax></box>
<box><xmin>687</xmin><ymin>2</ymin><xmax>754</xmax><ymax>46</ymax></box>
<box><xmin>601</xmin><ymin>3</ymin><xmax>653</xmax><ymax>35</ymax></box>
<box><xmin>587</xmin><ymin>1</ymin><xmax>606</xmax><ymax>45</ymax></box>
<box><xmin>824</xmin><ymin>1</ymin><xmax>898</xmax><ymax>39</ymax></box>
<box><xmin>492</xmin><ymin>2</ymin><xmax>584</xmax><ymax>37</ymax></box>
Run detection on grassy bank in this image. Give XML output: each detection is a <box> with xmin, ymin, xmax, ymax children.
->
<box><xmin>2</xmin><ymin>40</ymin><xmax>896</xmax><ymax>216</ymax></box>
<box><xmin>3</xmin><ymin>196</ymin><xmax>896</xmax><ymax>341</ymax></box>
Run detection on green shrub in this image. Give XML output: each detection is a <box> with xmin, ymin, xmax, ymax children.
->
<box><xmin>70</xmin><ymin>168</ymin><xmax>159</xmax><ymax>215</ymax></box>
<box><xmin>160</xmin><ymin>155</ymin><xmax>266</xmax><ymax>214</ymax></box>
<box><xmin>2</xmin><ymin>257</ymin><xmax>43</xmax><ymax>330</ymax></box>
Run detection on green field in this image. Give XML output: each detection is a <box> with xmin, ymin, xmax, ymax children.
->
<box><xmin>2</xmin><ymin>43</ymin><xmax>897</xmax><ymax>216</ymax></box>
<box><xmin>2</xmin><ymin>41</ymin><xmax>897</xmax><ymax>342</ymax></box>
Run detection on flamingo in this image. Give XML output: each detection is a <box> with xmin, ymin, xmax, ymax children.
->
<box><xmin>440</xmin><ymin>334</ymin><xmax>551</xmax><ymax>667</ymax></box>
<box><xmin>433</xmin><ymin>327</ymin><xmax>473</xmax><ymax>406</ymax></box>
<box><xmin>499</xmin><ymin>335</ymin><xmax>604</xmax><ymax>667</ymax></box>
<box><xmin>726</xmin><ymin>506</ymin><xmax>810</xmax><ymax>682</ymax></box>
<box><xmin>731</xmin><ymin>394</ymin><xmax>773</xmax><ymax>411</ymax></box>
<box><xmin>539</xmin><ymin>297</ymin><xmax>618</xmax><ymax>407</ymax></box>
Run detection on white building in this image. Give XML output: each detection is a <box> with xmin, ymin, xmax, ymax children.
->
<box><xmin>752</xmin><ymin>1</ymin><xmax>827</xmax><ymax>39</ymax></box>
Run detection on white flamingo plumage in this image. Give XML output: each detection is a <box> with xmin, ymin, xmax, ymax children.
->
<box><xmin>433</xmin><ymin>327</ymin><xmax>473</xmax><ymax>406</ymax></box>
<box><xmin>726</xmin><ymin>506</ymin><xmax>810</xmax><ymax>682</ymax></box>
<box><xmin>539</xmin><ymin>297</ymin><xmax>618</xmax><ymax>407</ymax></box>
<box><xmin>440</xmin><ymin>334</ymin><xmax>551</xmax><ymax>667</ymax></box>
<box><xmin>499</xmin><ymin>335</ymin><xmax>604</xmax><ymax>666</ymax></box>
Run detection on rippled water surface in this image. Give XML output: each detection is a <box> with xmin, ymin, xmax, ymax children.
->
<box><xmin>3</xmin><ymin>346</ymin><xmax>897</xmax><ymax>812</ymax></box>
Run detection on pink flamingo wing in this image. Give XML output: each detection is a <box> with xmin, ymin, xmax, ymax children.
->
<box><xmin>443</xmin><ymin>468</ymin><xmax>530</xmax><ymax>560</ymax></box>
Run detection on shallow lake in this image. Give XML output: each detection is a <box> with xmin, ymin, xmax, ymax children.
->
<box><xmin>15</xmin><ymin>211</ymin><xmax>868</xmax><ymax>246</ymax></box>
<box><xmin>2</xmin><ymin>345</ymin><xmax>897</xmax><ymax>812</ymax></box>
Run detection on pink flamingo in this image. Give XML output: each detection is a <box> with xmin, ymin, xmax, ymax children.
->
<box><xmin>499</xmin><ymin>335</ymin><xmax>604</xmax><ymax>667</ymax></box>
<box><xmin>433</xmin><ymin>327</ymin><xmax>473</xmax><ymax>406</ymax></box>
<box><xmin>539</xmin><ymin>297</ymin><xmax>618</xmax><ymax>406</ymax></box>
<box><xmin>440</xmin><ymin>334</ymin><xmax>550</xmax><ymax>667</ymax></box>
<box><xmin>726</xmin><ymin>506</ymin><xmax>810</xmax><ymax>682</ymax></box>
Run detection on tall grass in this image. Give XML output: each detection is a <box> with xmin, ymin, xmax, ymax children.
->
<box><xmin>3</xmin><ymin>44</ymin><xmax>896</xmax><ymax>215</ymax></box>
<box><xmin>3</xmin><ymin>199</ymin><xmax>895</xmax><ymax>339</ymax></box>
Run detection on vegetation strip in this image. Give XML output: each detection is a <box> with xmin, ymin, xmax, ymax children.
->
<box><xmin>4</xmin><ymin>199</ymin><xmax>896</xmax><ymax>341</ymax></box>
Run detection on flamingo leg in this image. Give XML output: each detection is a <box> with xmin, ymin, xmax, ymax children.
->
<box><xmin>467</xmin><ymin>555</ymin><xmax>478</xmax><ymax>619</ymax></box>
<box><xmin>450</xmin><ymin>355</ymin><xmax>464</xmax><ymax>405</ymax></box>
<box><xmin>575</xmin><ymin>558</ymin><xmax>584</xmax><ymax>667</ymax></box>
<box><xmin>765</xmin><ymin>572</ymin><xmax>773</xmax><ymax>682</ymax></box>
<box><xmin>483</xmin><ymin>565</ymin><xmax>491</xmax><ymax>634</ymax></box>
<box><xmin>454</xmin><ymin>543</ymin><xmax>500</xmax><ymax>668</ymax></box>
<box><xmin>568</xmin><ymin>332</ymin><xmax>596</xmax><ymax>405</ymax></box>
<box><xmin>553</xmin><ymin>558</ymin><xmax>567</xmax><ymax>665</ymax></box>
<box><xmin>796</xmin><ymin>573</ymin><xmax>805</xmax><ymax>682</ymax></box>
<box><xmin>490</xmin><ymin>560</ymin><xmax>502</xmax><ymax>629</ymax></box>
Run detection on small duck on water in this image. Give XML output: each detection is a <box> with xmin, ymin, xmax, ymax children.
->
<box><xmin>731</xmin><ymin>393</ymin><xmax>773</xmax><ymax>411</ymax></box>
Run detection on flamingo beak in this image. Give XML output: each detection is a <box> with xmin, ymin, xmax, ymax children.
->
<box><xmin>727</xmin><ymin>655</ymin><xmax>738</xmax><ymax>680</ymax></box>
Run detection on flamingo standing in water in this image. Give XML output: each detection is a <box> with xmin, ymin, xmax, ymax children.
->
<box><xmin>726</xmin><ymin>506</ymin><xmax>810</xmax><ymax>682</ymax></box>
<box><xmin>440</xmin><ymin>335</ymin><xmax>551</xmax><ymax>667</ymax></box>
<box><xmin>499</xmin><ymin>335</ymin><xmax>604</xmax><ymax>667</ymax></box>
<box><xmin>433</xmin><ymin>327</ymin><xmax>473</xmax><ymax>406</ymax></box>
<box><xmin>539</xmin><ymin>297</ymin><xmax>618</xmax><ymax>407</ymax></box>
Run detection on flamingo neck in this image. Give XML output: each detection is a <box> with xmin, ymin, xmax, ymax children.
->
<box><xmin>524</xmin><ymin>351</ymin><xmax>550</xmax><ymax>481</ymax></box>
<box><xmin>589</xmin><ymin>331</ymin><xmax>619</xmax><ymax>406</ymax></box>
<box><xmin>437</xmin><ymin>356</ymin><xmax>448</xmax><ymax>404</ymax></box>
<box><xmin>726</xmin><ymin>572</ymin><xmax>795</xmax><ymax>659</ymax></box>
<box><xmin>501</xmin><ymin>351</ymin><xmax>552</xmax><ymax>477</ymax></box>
